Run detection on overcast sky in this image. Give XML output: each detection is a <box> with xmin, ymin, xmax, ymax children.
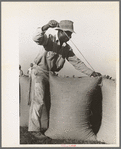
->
<box><xmin>18</xmin><ymin>2</ymin><xmax>119</xmax><ymax>78</ymax></box>
<box><xmin>2</xmin><ymin>2</ymin><xmax>119</xmax><ymax>78</ymax></box>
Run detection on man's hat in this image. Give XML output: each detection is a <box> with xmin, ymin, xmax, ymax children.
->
<box><xmin>55</xmin><ymin>20</ymin><xmax>75</xmax><ymax>33</ymax></box>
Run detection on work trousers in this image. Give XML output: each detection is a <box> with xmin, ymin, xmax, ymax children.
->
<box><xmin>28</xmin><ymin>68</ymin><xmax>50</xmax><ymax>132</ymax></box>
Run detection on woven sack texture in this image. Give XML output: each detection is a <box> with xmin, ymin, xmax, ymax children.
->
<box><xmin>19</xmin><ymin>76</ymin><xmax>30</xmax><ymax>126</ymax></box>
<box><xmin>45</xmin><ymin>74</ymin><xmax>102</xmax><ymax>140</ymax></box>
<box><xmin>97</xmin><ymin>78</ymin><xmax>116</xmax><ymax>144</ymax></box>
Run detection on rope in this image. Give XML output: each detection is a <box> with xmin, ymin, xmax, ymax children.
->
<box><xmin>64</xmin><ymin>32</ymin><xmax>95</xmax><ymax>71</ymax></box>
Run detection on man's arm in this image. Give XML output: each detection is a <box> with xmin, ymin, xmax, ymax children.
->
<box><xmin>21</xmin><ymin>70</ymin><xmax>24</xmax><ymax>76</ymax></box>
<box><xmin>33</xmin><ymin>20</ymin><xmax>58</xmax><ymax>45</ymax></box>
<box><xmin>66</xmin><ymin>48</ymin><xmax>101</xmax><ymax>77</ymax></box>
<box><xmin>27</xmin><ymin>69</ymin><xmax>29</xmax><ymax>74</ymax></box>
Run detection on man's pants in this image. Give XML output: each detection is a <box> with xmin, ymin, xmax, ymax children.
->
<box><xmin>28</xmin><ymin>70</ymin><xmax>50</xmax><ymax>132</ymax></box>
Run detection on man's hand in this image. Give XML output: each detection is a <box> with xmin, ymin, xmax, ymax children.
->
<box><xmin>48</xmin><ymin>20</ymin><xmax>59</xmax><ymax>28</ymax></box>
<box><xmin>90</xmin><ymin>71</ymin><xmax>102</xmax><ymax>77</ymax></box>
<box><xmin>42</xmin><ymin>20</ymin><xmax>59</xmax><ymax>31</ymax></box>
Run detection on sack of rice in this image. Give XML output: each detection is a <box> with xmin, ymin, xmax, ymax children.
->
<box><xmin>45</xmin><ymin>74</ymin><xmax>102</xmax><ymax>141</ymax></box>
<box><xmin>97</xmin><ymin>78</ymin><xmax>116</xmax><ymax>144</ymax></box>
<box><xmin>19</xmin><ymin>76</ymin><xmax>30</xmax><ymax>126</ymax></box>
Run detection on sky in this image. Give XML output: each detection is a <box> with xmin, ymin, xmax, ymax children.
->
<box><xmin>1</xmin><ymin>2</ymin><xmax>119</xmax><ymax>147</ymax></box>
<box><xmin>17</xmin><ymin>2</ymin><xmax>118</xmax><ymax>78</ymax></box>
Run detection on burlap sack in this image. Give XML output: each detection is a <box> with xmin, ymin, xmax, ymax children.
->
<box><xmin>97</xmin><ymin>78</ymin><xmax>116</xmax><ymax>144</ymax></box>
<box><xmin>19</xmin><ymin>76</ymin><xmax>30</xmax><ymax>126</ymax></box>
<box><xmin>45</xmin><ymin>74</ymin><xmax>102</xmax><ymax>140</ymax></box>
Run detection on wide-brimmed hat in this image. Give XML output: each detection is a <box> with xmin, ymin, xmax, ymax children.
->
<box><xmin>55</xmin><ymin>20</ymin><xmax>75</xmax><ymax>33</ymax></box>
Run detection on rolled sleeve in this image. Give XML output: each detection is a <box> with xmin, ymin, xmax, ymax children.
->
<box><xmin>67</xmin><ymin>49</ymin><xmax>94</xmax><ymax>76</ymax></box>
<box><xmin>32</xmin><ymin>27</ymin><xmax>48</xmax><ymax>46</ymax></box>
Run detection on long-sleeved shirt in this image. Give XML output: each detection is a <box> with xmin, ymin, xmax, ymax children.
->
<box><xmin>33</xmin><ymin>27</ymin><xmax>94</xmax><ymax>76</ymax></box>
<box><xmin>19</xmin><ymin>69</ymin><xmax>23</xmax><ymax>77</ymax></box>
<box><xmin>27</xmin><ymin>67</ymin><xmax>33</xmax><ymax>78</ymax></box>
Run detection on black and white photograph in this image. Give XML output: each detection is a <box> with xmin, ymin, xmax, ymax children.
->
<box><xmin>2</xmin><ymin>1</ymin><xmax>119</xmax><ymax>147</ymax></box>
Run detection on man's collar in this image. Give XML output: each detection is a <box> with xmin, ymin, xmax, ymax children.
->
<box><xmin>55</xmin><ymin>33</ymin><xmax>66</xmax><ymax>47</ymax></box>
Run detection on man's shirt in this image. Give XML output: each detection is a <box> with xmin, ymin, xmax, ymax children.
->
<box><xmin>28</xmin><ymin>67</ymin><xmax>33</xmax><ymax>77</ymax></box>
<box><xmin>19</xmin><ymin>70</ymin><xmax>23</xmax><ymax>77</ymax></box>
<box><xmin>33</xmin><ymin>27</ymin><xmax>94</xmax><ymax>76</ymax></box>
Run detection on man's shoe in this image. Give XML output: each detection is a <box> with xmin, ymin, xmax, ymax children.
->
<box><xmin>31</xmin><ymin>131</ymin><xmax>48</xmax><ymax>140</ymax></box>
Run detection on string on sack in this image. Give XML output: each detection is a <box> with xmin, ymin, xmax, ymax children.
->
<box><xmin>64</xmin><ymin>31</ymin><xmax>95</xmax><ymax>71</ymax></box>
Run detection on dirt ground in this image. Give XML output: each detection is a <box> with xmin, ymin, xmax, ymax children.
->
<box><xmin>20</xmin><ymin>126</ymin><xmax>105</xmax><ymax>144</ymax></box>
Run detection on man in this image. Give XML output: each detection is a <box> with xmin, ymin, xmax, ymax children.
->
<box><xmin>19</xmin><ymin>65</ymin><xmax>23</xmax><ymax>77</ymax></box>
<box><xmin>28</xmin><ymin>20</ymin><xmax>101</xmax><ymax>139</ymax></box>
<box><xmin>27</xmin><ymin>63</ymin><xmax>34</xmax><ymax>78</ymax></box>
<box><xmin>19</xmin><ymin>65</ymin><xmax>24</xmax><ymax>105</ymax></box>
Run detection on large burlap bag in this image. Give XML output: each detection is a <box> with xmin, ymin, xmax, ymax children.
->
<box><xmin>97</xmin><ymin>78</ymin><xmax>116</xmax><ymax>144</ymax></box>
<box><xmin>45</xmin><ymin>74</ymin><xmax>102</xmax><ymax>140</ymax></box>
<box><xmin>19</xmin><ymin>76</ymin><xmax>30</xmax><ymax>126</ymax></box>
